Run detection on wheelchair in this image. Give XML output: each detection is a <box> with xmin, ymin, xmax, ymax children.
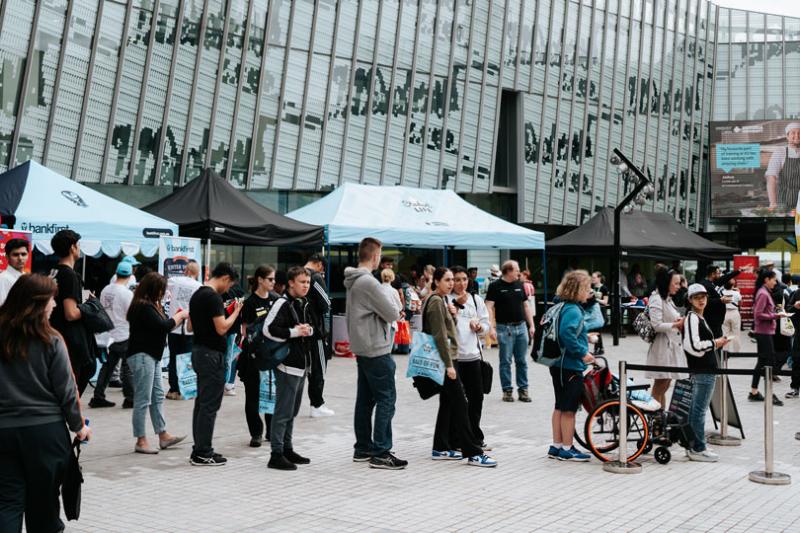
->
<box><xmin>573</xmin><ymin>357</ymin><xmax>692</xmax><ymax>464</ymax></box>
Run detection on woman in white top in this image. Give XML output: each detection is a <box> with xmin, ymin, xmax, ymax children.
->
<box><xmin>381</xmin><ymin>269</ymin><xmax>403</xmax><ymax>336</ymax></box>
<box><xmin>450</xmin><ymin>266</ymin><xmax>492</xmax><ymax>448</ymax></box>
<box><xmin>721</xmin><ymin>278</ymin><xmax>742</xmax><ymax>353</ymax></box>
<box><xmin>645</xmin><ymin>269</ymin><xmax>687</xmax><ymax>408</ymax></box>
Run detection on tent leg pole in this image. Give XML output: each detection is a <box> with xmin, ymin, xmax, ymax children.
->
<box><xmin>541</xmin><ymin>248</ymin><xmax>548</xmax><ymax>315</ymax></box>
<box><xmin>240</xmin><ymin>245</ymin><xmax>246</xmax><ymax>289</ymax></box>
<box><xmin>205</xmin><ymin>239</ymin><xmax>212</xmax><ymax>281</ymax></box>
<box><xmin>325</xmin><ymin>237</ymin><xmax>331</xmax><ymax>292</ymax></box>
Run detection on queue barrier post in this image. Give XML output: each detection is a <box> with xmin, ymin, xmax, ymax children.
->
<box><xmin>707</xmin><ymin>350</ymin><xmax>741</xmax><ymax>447</ymax></box>
<box><xmin>602</xmin><ymin>360</ymin><xmax>642</xmax><ymax>474</ymax></box>
<box><xmin>749</xmin><ymin>366</ymin><xmax>791</xmax><ymax>485</ymax></box>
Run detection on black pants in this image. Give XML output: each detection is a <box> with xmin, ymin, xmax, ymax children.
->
<box><xmin>0</xmin><ymin>421</ymin><xmax>70</xmax><ymax>533</ymax></box>
<box><xmin>753</xmin><ymin>333</ymin><xmax>781</xmax><ymax>389</ymax></box>
<box><xmin>307</xmin><ymin>338</ymin><xmax>327</xmax><ymax>408</ymax></box>
<box><xmin>191</xmin><ymin>346</ymin><xmax>225</xmax><ymax>458</ymax></box>
<box><xmin>168</xmin><ymin>334</ymin><xmax>193</xmax><ymax>394</ymax></box>
<box><xmin>71</xmin><ymin>358</ymin><xmax>95</xmax><ymax>399</ymax></box>
<box><xmin>455</xmin><ymin>360</ymin><xmax>485</xmax><ymax>444</ymax></box>
<box><xmin>433</xmin><ymin>375</ymin><xmax>483</xmax><ymax>457</ymax></box>
<box><xmin>94</xmin><ymin>341</ymin><xmax>133</xmax><ymax>401</ymax></box>
<box><xmin>241</xmin><ymin>369</ymin><xmax>271</xmax><ymax>440</ymax></box>
<box><xmin>271</xmin><ymin>370</ymin><xmax>305</xmax><ymax>455</ymax></box>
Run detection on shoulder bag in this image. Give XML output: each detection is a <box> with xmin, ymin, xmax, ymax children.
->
<box><xmin>62</xmin><ymin>438</ymin><xmax>84</xmax><ymax>521</ymax></box>
<box><xmin>471</xmin><ymin>293</ymin><xmax>493</xmax><ymax>394</ymax></box>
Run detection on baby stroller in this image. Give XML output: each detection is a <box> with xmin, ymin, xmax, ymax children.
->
<box><xmin>574</xmin><ymin>357</ymin><xmax>693</xmax><ymax>464</ymax></box>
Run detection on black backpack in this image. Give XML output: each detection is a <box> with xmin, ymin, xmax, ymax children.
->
<box><xmin>243</xmin><ymin>298</ymin><xmax>299</xmax><ymax>371</ymax></box>
<box><xmin>531</xmin><ymin>302</ymin><xmax>565</xmax><ymax>362</ymax></box>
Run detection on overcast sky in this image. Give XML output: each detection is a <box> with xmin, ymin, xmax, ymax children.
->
<box><xmin>711</xmin><ymin>0</ymin><xmax>797</xmax><ymax>18</ymax></box>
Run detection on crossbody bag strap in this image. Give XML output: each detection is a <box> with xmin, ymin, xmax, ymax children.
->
<box><xmin>471</xmin><ymin>293</ymin><xmax>484</xmax><ymax>361</ymax></box>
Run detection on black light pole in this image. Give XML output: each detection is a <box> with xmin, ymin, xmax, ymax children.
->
<box><xmin>610</xmin><ymin>149</ymin><xmax>651</xmax><ymax>346</ymax></box>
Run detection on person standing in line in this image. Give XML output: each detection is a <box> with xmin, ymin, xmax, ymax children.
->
<box><xmin>127</xmin><ymin>272</ymin><xmax>188</xmax><ymax>454</ymax></box>
<box><xmin>344</xmin><ymin>237</ymin><xmax>405</xmax><ymax>470</ymax></box>
<box><xmin>381</xmin><ymin>268</ymin><xmax>403</xmax><ymax>336</ymax></box>
<box><xmin>721</xmin><ymin>278</ymin><xmax>742</xmax><ymax>354</ymax></box>
<box><xmin>590</xmin><ymin>271</ymin><xmax>609</xmax><ymax>355</ymax></box>
<box><xmin>90</xmin><ymin>261</ymin><xmax>135</xmax><ymax>409</ymax></box>
<box><xmin>222</xmin><ymin>282</ymin><xmax>246</xmax><ymax>397</ymax></box>
<box><xmin>699</xmin><ymin>265</ymin><xmax>736</xmax><ymax>339</ymax></box>
<box><xmin>682</xmin><ymin>283</ymin><xmax>729</xmax><ymax>462</ymax></box>
<box><xmin>240</xmin><ymin>265</ymin><xmax>277</xmax><ymax>447</ymax></box>
<box><xmin>644</xmin><ymin>269</ymin><xmax>687</xmax><ymax>408</ymax></box>
<box><xmin>48</xmin><ymin>229</ymin><xmax>94</xmax><ymax>396</ymax></box>
<box><xmin>451</xmin><ymin>266</ymin><xmax>492</xmax><ymax>450</ymax></box>
<box><xmin>423</xmin><ymin>267</ymin><xmax>497</xmax><ymax>467</ymax></box>
<box><xmin>485</xmin><ymin>260</ymin><xmax>535</xmax><ymax>403</ymax></box>
<box><xmin>188</xmin><ymin>262</ymin><xmax>243</xmax><ymax>466</ymax></box>
<box><xmin>547</xmin><ymin>270</ymin><xmax>593</xmax><ymax>462</ymax></box>
<box><xmin>0</xmin><ymin>238</ymin><xmax>29</xmax><ymax>306</ymax></box>
<box><xmin>466</xmin><ymin>267</ymin><xmax>480</xmax><ymax>295</ymax></box>
<box><xmin>750</xmin><ymin>269</ymin><xmax>789</xmax><ymax>406</ymax></box>
<box><xmin>304</xmin><ymin>254</ymin><xmax>335</xmax><ymax>418</ymax></box>
<box><xmin>166</xmin><ymin>260</ymin><xmax>202</xmax><ymax>400</ymax></box>
<box><xmin>0</xmin><ymin>274</ymin><xmax>91</xmax><ymax>532</ymax></box>
<box><xmin>263</xmin><ymin>266</ymin><xmax>316</xmax><ymax>471</ymax></box>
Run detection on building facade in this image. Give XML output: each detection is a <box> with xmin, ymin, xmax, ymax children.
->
<box><xmin>0</xmin><ymin>0</ymin><xmax>797</xmax><ymax>231</ymax></box>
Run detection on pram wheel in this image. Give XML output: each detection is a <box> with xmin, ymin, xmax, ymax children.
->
<box><xmin>654</xmin><ymin>446</ymin><xmax>671</xmax><ymax>464</ymax></box>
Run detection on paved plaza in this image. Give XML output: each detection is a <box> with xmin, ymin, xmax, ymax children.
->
<box><xmin>65</xmin><ymin>333</ymin><xmax>800</xmax><ymax>532</ymax></box>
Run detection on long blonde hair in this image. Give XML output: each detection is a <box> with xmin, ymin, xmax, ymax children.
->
<box><xmin>556</xmin><ymin>270</ymin><xmax>591</xmax><ymax>303</ymax></box>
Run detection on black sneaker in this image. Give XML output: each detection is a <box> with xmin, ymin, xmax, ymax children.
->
<box><xmin>122</xmin><ymin>398</ymin><xmax>134</xmax><ymax>409</ymax></box>
<box><xmin>190</xmin><ymin>453</ymin><xmax>227</xmax><ymax>466</ymax></box>
<box><xmin>108</xmin><ymin>380</ymin><xmax>123</xmax><ymax>388</ymax></box>
<box><xmin>785</xmin><ymin>389</ymin><xmax>799</xmax><ymax>399</ymax></box>
<box><xmin>353</xmin><ymin>451</ymin><xmax>372</xmax><ymax>462</ymax></box>
<box><xmin>369</xmin><ymin>452</ymin><xmax>407</xmax><ymax>470</ymax></box>
<box><xmin>284</xmin><ymin>449</ymin><xmax>310</xmax><ymax>465</ymax></box>
<box><xmin>772</xmin><ymin>394</ymin><xmax>784</xmax><ymax>407</ymax></box>
<box><xmin>89</xmin><ymin>398</ymin><xmax>115</xmax><ymax>408</ymax></box>
<box><xmin>748</xmin><ymin>392</ymin><xmax>765</xmax><ymax>402</ymax></box>
<box><xmin>268</xmin><ymin>453</ymin><xmax>297</xmax><ymax>471</ymax></box>
<box><xmin>249</xmin><ymin>437</ymin><xmax>262</xmax><ymax>448</ymax></box>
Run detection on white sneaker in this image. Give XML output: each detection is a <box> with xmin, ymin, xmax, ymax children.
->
<box><xmin>223</xmin><ymin>388</ymin><xmax>236</xmax><ymax>396</ymax></box>
<box><xmin>687</xmin><ymin>449</ymin><xmax>719</xmax><ymax>462</ymax></box>
<box><xmin>310</xmin><ymin>404</ymin><xmax>335</xmax><ymax>418</ymax></box>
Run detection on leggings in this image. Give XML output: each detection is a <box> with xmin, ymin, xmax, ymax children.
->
<box><xmin>752</xmin><ymin>333</ymin><xmax>779</xmax><ymax>389</ymax></box>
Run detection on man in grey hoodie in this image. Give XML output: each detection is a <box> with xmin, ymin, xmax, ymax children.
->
<box><xmin>344</xmin><ymin>237</ymin><xmax>405</xmax><ymax>469</ymax></box>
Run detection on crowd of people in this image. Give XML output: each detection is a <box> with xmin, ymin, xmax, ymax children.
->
<box><xmin>3</xmin><ymin>227</ymin><xmax>800</xmax><ymax>529</ymax></box>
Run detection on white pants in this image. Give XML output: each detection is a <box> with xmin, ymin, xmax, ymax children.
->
<box><xmin>722</xmin><ymin>309</ymin><xmax>742</xmax><ymax>353</ymax></box>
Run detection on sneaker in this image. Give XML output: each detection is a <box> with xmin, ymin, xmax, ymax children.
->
<box><xmin>481</xmin><ymin>442</ymin><xmax>493</xmax><ymax>452</ymax></box>
<box><xmin>159</xmin><ymin>435</ymin><xmax>186</xmax><ymax>450</ymax></box>
<box><xmin>773</xmin><ymin>376</ymin><xmax>782</xmax><ymax>383</ymax></box>
<box><xmin>284</xmin><ymin>449</ymin><xmax>310</xmax><ymax>465</ymax></box>
<box><xmin>353</xmin><ymin>451</ymin><xmax>372</xmax><ymax>462</ymax></box>
<box><xmin>518</xmin><ymin>389</ymin><xmax>532</xmax><ymax>403</ymax></box>
<box><xmin>108</xmin><ymin>379</ymin><xmax>123</xmax><ymax>388</ymax></box>
<box><xmin>267</xmin><ymin>453</ymin><xmax>297</xmax><ymax>471</ymax></box>
<box><xmin>547</xmin><ymin>445</ymin><xmax>560</xmax><ymax>459</ymax></box>
<box><xmin>502</xmin><ymin>390</ymin><xmax>514</xmax><ymax>402</ymax></box>
<box><xmin>687</xmin><ymin>449</ymin><xmax>719</xmax><ymax>462</ymax></box>
<box><xmin>557</xmin><ymin>447</ymin><xmax>590</xmax><ymax>462</ymax></box>
<box><xmin>748</xmin><ymin>392</ymin><xmax>765</xmax><ymax>402</ymax></box>
<box><xmin>772</xmin><ymin>394</ymin><xmax>784</xmax><ymax>407</ymax></box>
<box><xmin>785</xmin><ymin>389</ymin><xmax>799</xmax><ymax>399</ymax></box>
<box><xmin>369</xmin><ymin>452</ymin><xmax>408</xmax><ymax>470</ymax></box>
<box><xmin>122</xmin><ymin>398</ymin><xmax>134</xmax><ymax>409</ymax></box>
<box><xmin>310</xmin><ymin>404</ymin><xmax>335</xmax><ymax>418</ymax></box>
<box><xmin>249</xmin><ymin>437</ymin><xmax>262</xmax><ymax>448</ymax></box>
<box><xmin>190</xmin><ymin>453</ymin><xmax>227</xmax><ymax>466</ymax></box>
<box><xmin>224</xmin><ymin>388</ymin><xmax>236</xmax><ymax>397</ymax></box>
<box><xmin>89</xmin><ymin>398</ymin><xmax>115</xmax><ymax>408</ymax></box>
<box><xmin>467</xmin><ymin>454</ymin><xmax>497</xmax><ymax>467</ymax></box>
<box><xmin>432</xmin><ymin>450</ymin><xmax>463</xmax><ymax>461</ymax></box>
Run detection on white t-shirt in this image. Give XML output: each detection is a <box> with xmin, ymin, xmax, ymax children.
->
<box><xmin>99</xmin><ymin>282</ymin><xmax>133</xmax><ymax>344</ymax></box>
<box><xmin>167</xmin><ymin>275</ymin><xmax>202</xmax><ymax>334</ymax></box>
<box><xmin>451</xmin><ymin>293</ymin><xmax>491</xmax><ymax>362</ymax></box>
<box><xmin>722</xmin><ymin>289</ymin><xmax>741</xmax><ymax>311</ymax></box>
<box><xmin>765</xmin><ymin>146</ymin><xmax>800</xmax><ymax>178</ymax></box>
<box><xmin>0</xmin><ymin>267</ymin><xmax>23</xmax><ymax>307</ymax></box>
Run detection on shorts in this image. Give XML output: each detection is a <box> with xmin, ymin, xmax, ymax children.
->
<box><xmin>549</xmin><ymin>366</ymin><xmax>583</xmax><ymax>412</ymax></box>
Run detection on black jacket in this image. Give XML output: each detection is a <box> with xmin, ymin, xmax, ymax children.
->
<box><xmin>305</xmin><ymin>268</ymin><xmax>330</xmax><ymax>338</ymax></box>
<box><xmin>264</xmin><ymin>295</ymin><xmax>312</xmax><ymax>372</ymax></box>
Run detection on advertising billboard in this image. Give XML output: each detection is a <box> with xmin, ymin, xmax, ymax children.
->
<box><xmin>709</xmin><ymin>120</ymin><xmax>800</xmax><ymax>218</ymax></box>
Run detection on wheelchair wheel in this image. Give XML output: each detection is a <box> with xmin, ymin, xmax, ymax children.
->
<box><xmin>573</xmin><ymin>406</ymin><xmax>590</xmax><ymax>450</ymax></box>
<box><xmin>584</xmin><ymin>400</ymin><xmax>649</xmax><ymax>462</ymax></box>
<box><xmin>654</xmin><ymin>446</ymin><xmax>671</xmax><ymax>464</ymax></box>
<box><xmin>637</xmin><ymin>438</ymin><xmax>653</xmax><ymax>455</ymax></box>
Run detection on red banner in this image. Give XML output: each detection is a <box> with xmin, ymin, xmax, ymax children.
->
<box><xmin>0</xmin><ymin>230</ymin><xmax>33</xmax><ymax>273</ymax></box>
<box><xmin>733</xmin><ymin>255</ymin><xmax>759</xmax><ymax>329</ymax></box>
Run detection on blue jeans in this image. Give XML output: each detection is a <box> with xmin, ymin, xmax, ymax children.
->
<box><xmin>354</xmin><ymin>355</ymin><xmax>397</xmax><ymax>456</ymax></box>
<box><xmin>689</xmin><ymin>373</ymin><xmax>716</xmax><ymax>452</ymax></box>
<box><xmin>129</xmin><ymin>353</ymin><xmax>166</xmax><ymax>438</ymax></box>
<box><xmin>497</xmin><ymin>322</ymin><xmax>529</xmax><ymax>392</ymax></box>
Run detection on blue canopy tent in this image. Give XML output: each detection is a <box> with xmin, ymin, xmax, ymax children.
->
<box><xmin>0</xmin><ymin>161</ymin><xmax>177</xmax><ymax>257</ymax></box>
<box><xmin>287</xmin><ymin>183</ymin><xmax>545</xmax><ymax>249</ymax></box>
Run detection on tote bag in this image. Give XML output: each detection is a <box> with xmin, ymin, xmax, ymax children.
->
<box><xmin>406</xmin><ymin>331</ymin><xmax>446</xmax><ymax>385</ymax></box>
<box><xmin>258</xmin><ymin>370</ymin><xmax>276</xmax><ymax>414</ymax></box>
<box><xmin>176</xmin><ymin>352</ymin><xmax>197</xmax><ymax>400</ymax></box>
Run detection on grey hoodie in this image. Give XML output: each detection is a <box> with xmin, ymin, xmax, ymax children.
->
<box><xmin>344</xmin><ymin>267</ymin><xmax>401</xmax><ymax>357</ymax></box>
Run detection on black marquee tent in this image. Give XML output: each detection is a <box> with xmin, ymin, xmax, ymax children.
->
<box><xmin>144</xmin><ymin>169</ymin><xmax>323</xmax><ymax>247</ymax></box>
<box><xmin>546</xmin><ymin>207</ymin><xmax>738</xmax><ymax>260</ymax></box>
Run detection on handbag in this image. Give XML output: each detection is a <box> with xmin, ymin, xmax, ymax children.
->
<box><xmin>78</xmin><ymin>297</ymin><xmax>114</xmax><ymax>334</ymax></box>
<box><xmin>471</xmin><ymin>294</ymin><xmax>493</xmax><ymax>395</ymax></box>
<box><xmin>780</xmin><ymin>315</ymin><xmax>795</xmax><ymax>337</ymax></box>
<box><xmin>62</xmin><ymin>438</ymin><xmax>84</xmax><ymax>521</ymax></box>
<box><xmin>632</xmin><ymin>307</ymin><xmax>656</xmax><ymax>343</ymax></box>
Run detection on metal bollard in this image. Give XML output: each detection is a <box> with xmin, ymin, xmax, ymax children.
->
<box><xmin>603</xmin><ymin>360</ymin><xmax>642</xmax><ymax>474</ymax></box>
<box><xmin>708</xmin><ymin>350</ymin><xmax>741</xmax><ymax>446</ymax></box>
<box><xmin>749</xmin><ymin>366</ymin><xmax>790</xmax><ymax>485</ymax></box>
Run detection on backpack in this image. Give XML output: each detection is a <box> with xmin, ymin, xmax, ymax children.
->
<box><xmin>244</xmin><ymin>298</ymin><xmax>299</xmax><ymax>372</ymax></box>
<box><xmin>633</xmin><ymin>306</ymin><xmax>656</xmax><ymax>343</ymax></box>
<box><xmin>531</xmin><ymin>302</ymin><xmax>565</xmax><ymax>362</ymax></box>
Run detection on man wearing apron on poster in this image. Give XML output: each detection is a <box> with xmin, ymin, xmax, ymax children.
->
<box><xmin>766</xmin><ymin>122</ymin><xmax>800</xmax><ymax>214</ymax></box>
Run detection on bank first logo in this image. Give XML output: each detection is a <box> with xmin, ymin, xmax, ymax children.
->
<box><xmin>61</xmin><ymin>191</ymin><xmax>88</xmax><ymax>208</ymax></box>
<box><xmin>402</xmin><ymin>197</ymin><xmax>433</xmax><ymax>213</ymax></box>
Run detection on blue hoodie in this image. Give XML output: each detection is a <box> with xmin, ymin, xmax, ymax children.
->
<box><xmin>555</xmin><ymin>302</ymin><xmax>589</xmax><ymax>372</ymax></box>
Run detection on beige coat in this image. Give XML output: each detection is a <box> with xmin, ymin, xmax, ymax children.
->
<box><xmin>645</xmin><ymin>293</ymin><xmax>687</xmax><ymax>379</ymax></box>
